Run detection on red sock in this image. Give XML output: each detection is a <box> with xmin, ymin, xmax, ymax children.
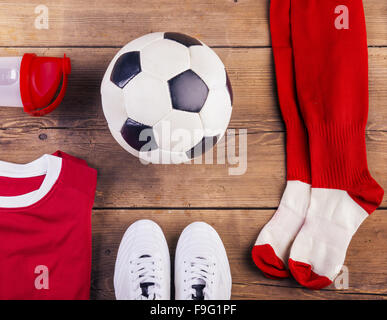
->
<box><xmin>252</xmin><ymin>0</ymin><xmax>311</xmax><ymax>279</ymax></box>
<box><xmin>288</xmin><ymin>0</ymin><xmax>384</xmax><ymax>289</ymax></box>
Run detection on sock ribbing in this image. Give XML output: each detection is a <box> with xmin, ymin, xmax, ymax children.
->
<box><xmin>308</xmin><ymin>122</ymin><xmax>383</xmax><ymax>214</ymax></box>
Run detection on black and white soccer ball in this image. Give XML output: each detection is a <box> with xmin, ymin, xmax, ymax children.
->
<box><xmin>101</xmin><ymin>32</ymin><xmax>233</xmax><ymax>164</ymax></box>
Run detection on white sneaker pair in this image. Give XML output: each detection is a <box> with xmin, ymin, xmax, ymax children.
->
<box><xmin>114</xmin><ymin>220</ymin><xmax>232</xmax><ymax>300</ymax></box>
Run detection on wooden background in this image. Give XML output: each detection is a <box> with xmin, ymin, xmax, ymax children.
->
<box><xmin>0</xmin><ymin>0</ymin><xmax>386</xmax><ymax>300</ymax></box>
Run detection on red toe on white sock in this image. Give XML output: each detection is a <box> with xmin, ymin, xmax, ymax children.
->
<box><xmin>288</xmin><ymin>188</ymin><xmax>373</xmax><ymax>289</ymax></box>
<box><xmin>253</xmin><ymin>181</ymin><xmax>310</xmax><ymax>279</ymax></box>
<box><xmin>252</xmin><ymin>244</ymin><xmax>290</xmax><ymax>279</ymax></box>
<box><xmin>288</xmin><ymin>259</ymin><xmax>332</xmax><ymax>290</ymax></box>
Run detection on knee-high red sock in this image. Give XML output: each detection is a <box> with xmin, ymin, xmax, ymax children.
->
<box><xmin>288</xmin><ymin>0</ymin><xmax>384</xmax><ymax>289</ymax></box>
<box><xmin>252</xmin><ymin>0</ymin><xmax>311</xmax><ymax>279</ymax></box>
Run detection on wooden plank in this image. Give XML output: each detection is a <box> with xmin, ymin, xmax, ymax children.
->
<box><xmin>0</xmin><ymin>47</ymin><xmax>386</xmax><ymax>132</ymax></box>
<box><xmin>0</xmin><ymin>0</ymin><xmax>270</xmax><ymax>47</ymax></box>
<box><xmin>0</xmin><ymin>128</ymin><xmax>385</xmax><ymax>208</ymax></box>
<box><xmin>0</xmin><ymin>0</ymin><xmax>386</xmax><ymax>47</ymax></box>
<box><xmin>91</xmin><ymin>209</ymin><xmax>387</xmax><ymax>300</ymax></box>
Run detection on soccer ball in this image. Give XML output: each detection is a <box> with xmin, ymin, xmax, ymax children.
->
<box><xmin>101</xmin><ymin>32</ymin><xmax>233</xmax><ymax>164</ymax></box>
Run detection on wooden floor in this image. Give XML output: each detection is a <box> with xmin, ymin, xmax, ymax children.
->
<box><xmin>1</xmin><ymin>0</ymin><xmax>387</xmax><ymax>300</ymax></box>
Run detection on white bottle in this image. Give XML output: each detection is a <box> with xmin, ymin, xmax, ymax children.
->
<box><xmin>0</xmin><ymin>57</ymin><xmax>23</xmax><ymax>107</ymax></box>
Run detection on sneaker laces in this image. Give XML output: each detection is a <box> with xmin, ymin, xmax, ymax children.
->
<box><xmin>184</xmin><ymin>256</ymin><xmax>215</xmax><ymax>300</ymax></box>
<box><xmin>130</xmin><ymin>255</ymin><xmax>163</xmax><ymax>300</ymax></box>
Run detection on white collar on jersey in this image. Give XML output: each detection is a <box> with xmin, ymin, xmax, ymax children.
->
<box><xmin>0</xmin><ymin>154</ymin><xmax>62</xmax><ymax>208</ymax></box>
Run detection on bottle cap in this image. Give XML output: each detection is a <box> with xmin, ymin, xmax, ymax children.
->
<box><xmin>20</xmin><ymin>53</ymin><xmax>71</xmax><ymax>116</ymax></box>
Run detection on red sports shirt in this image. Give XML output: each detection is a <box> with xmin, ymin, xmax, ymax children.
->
<box><xmin>0</xmin><ymin>151</ymin><xmax>97</xmax><ymax>299</ymax></box>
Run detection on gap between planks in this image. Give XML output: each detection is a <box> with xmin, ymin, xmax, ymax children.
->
<box><xmin>233</xmin><ymin>281</ymin><xmax>387</xmax><ymax>298</ymax></box>
<box><xmin>92</xmin><ymin>207</ymin><xmax>387</xmax><ymax>211</ymax></box>
<box><xmin>0</xmin><ymin>45</ymin><xmax>386</xmax><ymax>49</ymax></box>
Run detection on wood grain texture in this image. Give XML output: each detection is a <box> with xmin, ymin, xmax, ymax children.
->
<box><xmin>0</xmin><ymin>0</ymin><xmax>269</xmax><ymax>47</ymax></box>
<box><xmin>91</xmin><ymin>209</ymin><xmax>387</xmax><ymax>300</ymax></box>
<box><xmin>0</xmin><ymin>0</ymin><xmax>386</xmax><ymax>47</ymax></box>
<box><xmin>0</xmin><ymin>0</ymin><xmax>387</xmax><ymax>47</ymax></box>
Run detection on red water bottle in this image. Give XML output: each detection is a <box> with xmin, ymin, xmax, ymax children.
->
<box><xmin>0</xmin><ymin>53</ymin><xmax>71</xmax><ymax>116</ymax></box>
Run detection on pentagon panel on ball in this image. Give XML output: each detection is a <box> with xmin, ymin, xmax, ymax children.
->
<box><xmin>121</xmin><ymin>118</ymin><xmax>158</xmax><ymax>152</ymax></box>
<box><xmin>100</xmin><ymin>32</ymin><xmax>233</xmax><ymax>164</ymax></box>
<box><xmin>110</xmin><ymin>51</ymin><xmax>141</xmax><ymax>89</ymax></box>
<box><xmin>168</xmin><ymin>70</ymin><xmax>209</xmax><ymax>113</ymax></box>
<box><xmin>164</xmin><ymin>32</ymin><xmax>203</xmax><ymax>47</ymax></box>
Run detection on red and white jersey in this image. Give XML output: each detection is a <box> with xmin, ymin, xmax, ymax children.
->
<box><xmin>0</xmin><ymin>151</ymin><xmax>97</xmax><ymax>299</ymax></box>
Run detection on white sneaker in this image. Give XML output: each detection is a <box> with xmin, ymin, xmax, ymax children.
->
<box><xmin>174</xmin><ymin>222</ymin><xmax>232</xmax><ymax>300</ymax></box>
<box><xmin>114</xmin><ymin>219</ymin><xmax>170</xmax><ymax>300</ymax></box>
